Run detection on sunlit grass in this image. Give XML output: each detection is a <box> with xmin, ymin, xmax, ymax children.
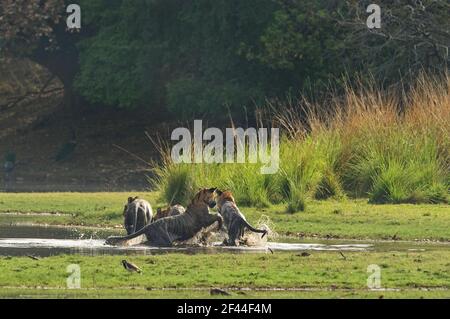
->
<box><xmin>0</xmin><ymin>251</ymin><xmax>449</xmax><ymax>298</ymax></box>
<box><xmin>153</xmin><ymin>74</ymin><xmax>449</xmax><ymax>210</ymax></box>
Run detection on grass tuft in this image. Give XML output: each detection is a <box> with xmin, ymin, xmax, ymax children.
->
<box><xmin>152</xmin><ymin>73</ymin><xmax>449</xmax><ymax>208</ymax></box>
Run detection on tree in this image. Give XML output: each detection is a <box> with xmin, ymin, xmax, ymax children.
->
<box><xmin>4</xmin><ymin>0</ymin><xmax>443</xmax><ymax>120</ymax></box>
<box><xmin>0</xmin><ymin>0</ymin><xmax>83</xmax><ymax>112</ymax></box>
<box><xmin>74</xmin><ymin>0</ymin><xmax>280</xmax><ymax>117</ymax></box>
<box><xmin>339</xmin><ymin>0</ymin><xmax>449</xmax><ymax>82</ymax></box>
<box><xmin>243</xmin><ymin>0</ymin><xmax>347</xmax><ymax>94</ymax></box>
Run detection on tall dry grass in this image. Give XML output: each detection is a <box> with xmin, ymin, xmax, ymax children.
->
<box><xmin>152</xmin><ymin>74</ymin><xmax>449</xmax><ymax>211</ymax></box>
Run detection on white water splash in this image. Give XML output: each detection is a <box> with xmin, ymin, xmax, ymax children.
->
<box><xmin>0</xmin><ymin>238</ymin><xmax>372</xmax><ymax>252</ymax></box>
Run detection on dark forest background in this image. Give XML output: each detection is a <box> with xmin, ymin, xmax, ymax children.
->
<box><xmin>2</xmin><ymin>0</ymin><xmax>448</xmax><ymax>117</ymax></box>
<box><xmin>0</xmin><ymin>0</ymin><xmax>448</xmax><ymax>191</ymax></box>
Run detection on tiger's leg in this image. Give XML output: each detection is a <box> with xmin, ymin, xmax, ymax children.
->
<box><xmin>147</xmin><ymin>224</ymin><xmax>173</xmax><ymax>247</ymax></box>
<box><xmin>135</xmin><ymin>210</ymin><xmax>145</xmax><ymax>232</ymax></box>
<box><xmin>202</xmin><ymin>214</ymin><xmax>223</xmax><ymax>230</ymax></box>
<box><xmin>227</xmin><ymin>220</ymin><xmax>240</xmax><ymax>246</ymax></box>
<box><xmin>236</xmin><ymin>225</ymin><xmax>245</xmax><ymax>245</ymax></box>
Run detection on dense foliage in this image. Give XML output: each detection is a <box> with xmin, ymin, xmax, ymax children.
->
<box><xmin>1</xmin><ymin>0</ymin><xmax>447</xmax><ymax>117</ymax></box>
<box><xmin>74</xmin><ymin>0</ymin><xmax>283</xmax><ymax>115</ymax></box>
<box><xmin>154</xmin><ymin>74</ymin><xmax>449</xmax><ymax>207</ymax></box>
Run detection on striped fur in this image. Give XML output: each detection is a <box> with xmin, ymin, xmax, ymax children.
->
<box><xmin>107</xmin><ymin>188</ymin><xmax>222</xmax><ymax>247</ymax></box>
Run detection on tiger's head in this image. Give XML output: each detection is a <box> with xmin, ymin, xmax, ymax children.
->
<box><xmin>214</xmin><ymin>189</ymin><xmax>235</xmax><ymax>210</ymax></box>
<box><xmin>123</xmin><ymin>196</ymin><xmax>138</xmax><ymax>216</ymax></box>
<box><xmin>123</xmin><ymin>196</ymin><xmax>139</xmax><ymax>234</ymax></box>
<box><xmin>154</xmin><ymin>207</ymin><xmax>171</xmax><ymax>221</ymax></box>
<box><xmin>191</xmin><ymin>187</ymin><xmax>218</xmax><ymax>209</ymax></box>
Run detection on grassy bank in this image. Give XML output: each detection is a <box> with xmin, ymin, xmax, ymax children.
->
<box><xmin>0</xmin><ymin>251</ymin><xmax>449</xmax><ymax>298</ymax></box>
<box><xmin>154</xmin><ymin>75</ymin><xmax>449</xmax><ymax>211</ymax></box>
<box><xmin>0</xmin><ymin>192</ymin><xmax>159</xmax><ymax>227</ymax></box>
<box><xmin>1</xmin><ymin>192</ymin><xmax>449</xmax><ymax>299</ymax></box>
<box><xmin>1</xmin><ymin>192</ymin><xmax>449</xmax><ymax>241</ymax></box>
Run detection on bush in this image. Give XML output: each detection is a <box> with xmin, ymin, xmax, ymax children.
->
<box><xmin>152</xmin><ymin>74</ymin><xmax>449</xmax><ymax>208</ymax></box>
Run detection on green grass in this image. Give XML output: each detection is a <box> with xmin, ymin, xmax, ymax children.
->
<box><xmin>1</xmin><ymin>77</ymin><xmax>448</xmax><ymax>300</ymax></box>
<box><xmin>1</xmin><ymin>192</ymin><xmax>449</xmax><ymax>299</ymax></box>
<box><xmin>246</xmin><ymin>199</ymin><xmax>450</xmax><ymax>241</ymax></box>
<box><xmin>1</xmin><ymin>192</ymin><xmax>449</xmax><ymax>241</ymax></box>
<box><xmin>1</xmin><ymin>288</ymin><xmax>449</xmax><ymax>299</ymax></box>
<box><xmin>153</xmin><ymin>75</ymin><xmax>449</xmax><ymax>209</ymax></box>
<box><xmin>0</xmin><ymin>251</ymin><xmax>449</xmax><ymax>298</ymax></box>
<box><xmin>0</xmin><ymin>192</ymin><xmax>160</xmax><ymax>227</ymax></box>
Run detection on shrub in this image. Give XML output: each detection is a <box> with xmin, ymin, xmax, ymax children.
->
<box><xmin>152</xmin><ymin>74</ymin><xmax>449</xmax><ymax>207</ymax></box>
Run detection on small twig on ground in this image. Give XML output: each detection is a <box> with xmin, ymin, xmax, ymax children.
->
<box><xmin>210</xmin><ymin>288</ymin><xmax>231</xmax><ymax>296</ymax></box>
<box><xmin>27</xmin><ymin>255</ymin><xmax>40</xmax><ymax>261</ymax></box>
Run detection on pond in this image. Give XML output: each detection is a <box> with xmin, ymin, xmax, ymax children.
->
<box><xmin>0</xmin><ymin>223</ymin><xmax>448</xmax><ymax>257</ymax></box>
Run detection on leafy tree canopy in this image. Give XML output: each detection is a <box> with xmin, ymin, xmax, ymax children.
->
<box><xmin>1</xmin><ymin>0</ymin><xmax>448</xmax><ymax>118</ymax></box>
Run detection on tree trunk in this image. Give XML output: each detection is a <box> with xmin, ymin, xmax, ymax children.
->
<box><xmin>30</xmin><ymin>35</ymin><xmax>83</xmax><ymax>130</ymax></box>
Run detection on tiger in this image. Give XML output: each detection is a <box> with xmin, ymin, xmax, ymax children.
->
<box><xmin>106</xmin><ymin>188</ymin><xmax>222</xmax><ymax>247</ymax></box>
<box><xmin>123</xmin><ymin>196</ymin><xmax>153</xmax><ymax>235</ymax></box>
<box><xmin>215</xmin><ymin>189</ymin><xmax>267</xmax><ymax>246</ymax></box>
<box><xmin>153</xmin><ymin>204</ymin><xmax>185</xmax><ymax>221</ymax></box>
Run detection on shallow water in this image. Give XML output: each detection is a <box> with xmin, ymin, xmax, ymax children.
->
<box><xmin>0</xmin><ymin>224</ymin><xmax>448</xmax><ymax>257</ymax></box>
